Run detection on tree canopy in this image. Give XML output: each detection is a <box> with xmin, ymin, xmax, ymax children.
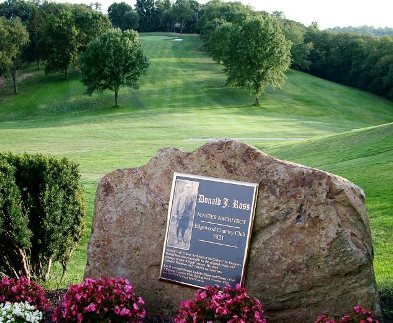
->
<box><xmin>0</xmin><ymin>16</ymin><xmax>29</xmax><ymax>94</ymax></box>
<box><xmin>40</xmin><ymin>9</ymin><xmax>79</xmax><ymax>79</ymax></box>
<box><xmin>217</xmin><ymin>15</ymin><xmax>292</xmax><ymax>105</ymax></box>
<box><xmin>108</xmin><ymin>2</ymin><xmax>138</xmax><ymax>30</ymax></box>
<box><xmin>80</xmin><ymin>29</ymin><xmax>149</xmax><ymax>107</ymax></box>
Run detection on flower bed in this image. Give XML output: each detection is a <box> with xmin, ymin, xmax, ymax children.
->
<box><xmin>0</xmin><ymin>276</ymin><xmax>382</xmax><ymax>322</ymax></box>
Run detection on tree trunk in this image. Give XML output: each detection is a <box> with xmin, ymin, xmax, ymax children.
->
<box><xmin>44</xmin><ymin>258</ymin><xmax>52</xmax><ymax>281</ymax></box>
<box><xmin>115</xmin><ymin>90</ymin><xmax>119</xmax><ymax>107</ymax></box>
<box><xmin>64</xmin><ymin>67</ymin><xmax>68</xmax><ymax>80</ymax></box>
<box><xmin>0</xmin><ymin>237</ymin><xmax>31</xmax><ymax>279</ymax></box>
<box><xmin>12</xmin><ymin>60</ymin><xmax>18</xmax><ymax>95</ymax></box>
<box><xmin>255</xmin><ymin>96</ymin><xmax>260</xmax><ymax>106</ymax></box>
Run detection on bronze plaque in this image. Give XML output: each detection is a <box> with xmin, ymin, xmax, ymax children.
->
<box><xmin>160</xmin><ymin>173</ymin><xmax>258</xmax><ymax>288</ymax></box>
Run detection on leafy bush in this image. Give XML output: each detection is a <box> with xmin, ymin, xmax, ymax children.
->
<box><xmin>0</xmin><ymin>152</ymin><xmax>85</xmax><ymax>281</ymax></box>
<box><xmin>315</xmin><ymin>304</ymin><xmax>379</xmax><ymax>323</ymax></box>
<box><xmin>53</xmin><ymin>276</ymin><xmax>145</xmax><ymax>322</ymax></box>
<box><xmin>0</xmin><ymin>160</ymin><xmax>31</xmax><ymax>278</ymax></box>
<box><xmin>0</xmin><ymin>276</ymin><xmax>50</xmax><ymax>312</ymax></box>
<box><xmin>175</xmin><ymin>284</ymin><xmax>266</xmax><ymax>323</ymax></box>
<box><xmin>0</xmin><ymin>301</ymin><xmax>43</xmax><ymax>323</ymax></box>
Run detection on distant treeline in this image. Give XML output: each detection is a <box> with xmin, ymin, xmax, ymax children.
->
<box><xmin>1</xmin><ymin>0</ymin><xmax>393</xmax><ymax>101</ymax></box>
<box><xmin>303</xmin><ymin>29</ymin><xmax>393</xmax><ymax>100</ymax></box>
<box><xmin>327</xmin><ymin>26</ymin><xmax>393</xmax><ymax>37</ymax></box>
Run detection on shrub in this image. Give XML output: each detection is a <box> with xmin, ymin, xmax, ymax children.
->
<box><xmin>0</xmin><ymin>301</ymin><xmax>43</xmax><ymax>323</ymax></box>
<box><xmin>0</xmin><ymin>276</ymin><xmax>50</xmax><ymax>312</ymax></box>
<box><xmin>0</xmin><ymin>161</ymin><xmax>31</xmax><ymax>278</ymax></box>
<box><xmin>53</xmin><ymin>276</ymin><xmax>145</xmax><ymax>322</ymax></box>
<box><xmin>174</xmin><ymin>284</ymin><xmax>266</xmax><ymax>323</ymax></box>
<box><xmin>0</xmin><ymin>152</ymin><xmax>85</xmax><ymax>281</ymax></box>
<box><xmin>315</xmin><ymin>304</ymin><xmax>379</xmax><ymax>323</ymax></box>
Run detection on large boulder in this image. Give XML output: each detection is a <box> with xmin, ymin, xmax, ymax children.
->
<box><xmin>85</xmin><ymin>140</ymin><xmax>380</xmax><ymax>322</ymax></box>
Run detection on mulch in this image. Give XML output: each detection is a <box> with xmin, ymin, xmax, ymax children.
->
<box><xmin>43</xmin><ymin>289</ymin><xmax>173</xmax><ymax>322</ymax></box>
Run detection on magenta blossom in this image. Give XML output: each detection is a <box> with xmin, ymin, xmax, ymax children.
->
<box><xmin>315</xmin><ymin>304</ymin><xmax>379</xmax><ymax>323</ymax></box>
<box><xmin>0</xmin><ymin>276</ymin><xmax>50</xmax><ymax>311</ymax></box>
<box><xmin>175</xmin><ymin>284</ymin><xmax>266</xmax><ymax>323</ymax></box>
<box><xmin>53</xmin><ymin>276</ymin><xmax>145</xmax><ymax>322</ymax></box>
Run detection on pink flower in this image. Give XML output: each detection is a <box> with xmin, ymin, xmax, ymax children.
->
<box><xmin>0</xmin><ymin>276</ymin><xmax>50</xmax><ymax>311</ymax></box>
<box><xmin>199</xmin><ymin>291</ymin><xmax>207</xmax><ymax>299</ymax></box>
<box><xmin>175</xmin><ymin>284</ymin><xmax>265</xmax><ymax>322</ymax></box>
<box><xmin>120</xmin><ymin>307</ymin><xmax>131</xmax><ymax>316</ymax></box>
<box><xmin>216</xmin><ymin>306</ymin><xmax>228</xmax><ymax>315</ymax></box>
<box><xmin>85</xmin><ymin>303</ymin><xmax>96</xmax><ymax>312</ymax></box>
<box><xmin>52</xmin><ymin>276</ymin><xmax>145</xmax><ymax>323</ymax></box>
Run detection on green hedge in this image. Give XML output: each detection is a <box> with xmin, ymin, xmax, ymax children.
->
<box><xmin>0</xmin><ymin>153</ymin><xmax>85</xmax><ymax>281</ymax></box>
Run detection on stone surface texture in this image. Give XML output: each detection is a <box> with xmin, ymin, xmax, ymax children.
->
<box><xmin>85</xmin><ymin>140</ymin><xmax>380</xmax><ymax>322</ymax></box>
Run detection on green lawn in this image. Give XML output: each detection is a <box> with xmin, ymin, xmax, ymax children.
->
<box><xmin>0</xmin><ymin>33</ymin><xmax>392</xmax><ymax>289</ymax></box>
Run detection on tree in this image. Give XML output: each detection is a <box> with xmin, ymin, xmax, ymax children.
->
<box><xmin>40</xmin><ymin>8</ymin><xmax>79</xmax><ymax>79</ymax></box>
<box><xmin>198</xmin><ymin>0</ymin><xmax>252</xmax><ymax>37</ymax></box>
<box><xmin>273</xmin><ymin>13</ymin><xmax>312</xmax><ymax>70</ymax></box>
<box><xmin>108</xmin><ymin>2</ymin><xmax>138</xmax><ymax>31</ymax></box>
<box><xmin>0</xmin><ymin>0</ymin><xmax>36</xmax><ymax>22</ymax></box>
<box><xmin>171</xmin><ymin>0</ymin><xmax>200</xmax><ymax>33</ymax></box>
<box><xmin>206</xmin><ymin>19</ymin><xmax>232</xmax><ymax>62</ymax></box>
<box><xmin>135</xmin><ymin>0</ymin><xmax>157</xmax><ymax>32</ymax></box>
<box><xmin>0</xmin><ymin>17</ymin><xmax>29</xmax><ymax>94</ymax></box>
<box><xmin>80</xmin><ymin>29</ymin><xmax>149</xmax><ymax>107</ymax></box>
<box><xmin>26</xmin><ymin>6</ymin><xmax>45</xmax><ymax>70</ymax></box>
<box><xmin>222</xmin><ymin>16</ymin><xmax>291</xmax><ymax>105</ymax></box>
<box><xmin>72</xmin><ymin>4</ymin><xmax>112</xmax><ymax>52</ymax></box>
<box><xmin>156</xmin><ymin>0</ymin><xmax>172</xmax><ymax>31</ymax></box>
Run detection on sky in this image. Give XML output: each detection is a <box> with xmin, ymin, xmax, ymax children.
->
<box><xmin>55</xmin><ymin>0</ymin><xmax>393</xmax><ymax>29</ymax></box>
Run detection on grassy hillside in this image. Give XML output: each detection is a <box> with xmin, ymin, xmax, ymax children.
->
<box><xmin>266</xmin><ymin>123</ymin><xmax>393</xmax><ymax>286</ymax></box>
<box><xmin>0</xmin><ymin>33</ymin><xmax>392</xmax><ymax>288</ymax></box>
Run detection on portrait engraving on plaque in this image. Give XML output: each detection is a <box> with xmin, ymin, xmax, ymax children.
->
<box><xmin>167</xmin><ymin>179</ymin><xmax>199</xmax><ymax>250</ymax></box>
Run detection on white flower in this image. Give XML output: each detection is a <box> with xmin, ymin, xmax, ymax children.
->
<box><xmin>0</xmin><ymin>302</ymin><xmax>43</xmax><ymax>322</ymax></box>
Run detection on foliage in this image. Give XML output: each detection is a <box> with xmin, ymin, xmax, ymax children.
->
<box><xmin>26</xmin><ymin>6</ymin><xmax>45</xmax><ymax>69</ymax></box>
<box><xmin>108</xmin><ymin>2</ymin><xmax>139</xmax><ymax>31</ymax></box>
<box><xmin>155</xmin><ymin>0</ymin><xmax>172</xmax><ymax>31</ymax></box>
<box><xmin>72</xmin><ymin>4</ymin><xmax>112</xmax><ymax>53</ymax></box>
<box><xmin>316</xmin><ymin>305</ymin><xmax>379</xmax><ymax>322</ymax></box>
<box><xmin>80</xmin><ymin>28</ymin><xmax>149</xmax><ymax>107</ymax></box>
<box><xmin>40</xmin><ymin>9</ymin><xmax>79</xmax><ymax>79</ymax></box>
<box><xmin>0</xmin><ymin>153</ymin><xmax>85</xmax><ymax>281</ymax></box>
<box><xmin>0</xmin><ymin>276</ymin><xmax>50</xmax><ymax>312</ymax></box>
<box><xmin>0</xmin><ymin>160</ymin><xmax>31</xmax><ymax>278</ymax></box>
<box><xmin>206</xmin><ymin>20</ymin><xmax>232</xmax><ymax>63</ymax></box>
<box><xmin>53</xmin><ymin>276</ymin><xmax>145</xmax><ymax>322</ymax></box>
<box><xmin>272</xmin><ymin>13</ymin><xmax>313</xmax><ymax>70</ymax></box>
<box><xmin>219</xmin><ymin>15</ymin><xmax>291</xmax><ymax>105</ymax></box>
<box><xmin>172</xmin><ymin>0</ymin><xmax>200</xmax><ymax>34</ymax></box>
<box><xmin>327</xmin><ymin>25</ymin><xmax>393</xmax><ymax>37</ymax></box>
<box><xmin>135</xmin><ymin>0</ymin><xmax>157</xmax><ymax>32</ymax></box>
<box><xmin>198</xmin><ymin>0</ymin><xmax>253</xmax><ymax>38</ymax></box>
<box><xmin>0</xmin><ymin>16</ymin><xmax>29</xmax><ymax>94</ymax></box>
<box><xmin>0</xmin><ymin>301</ymin><xmax>43</xmax><ymax>323</ymax></box>
<box><xmin>175</xmin><ymin>284</ymin><xmax>266</xmax><ymax>323</ymax></box>
<box><xmin>304</xmin><ymin>28</ymin><xmax>393</xmax><ymax>101</ymax></box>
<box><xmin>0</xmin><ymin>0</ymin><xmax>36</xmax><ymax>22</ymax></box>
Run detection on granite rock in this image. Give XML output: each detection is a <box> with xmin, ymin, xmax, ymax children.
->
<box><xmin>85</xmin><ymin>140</ymin><xmax>380</xmax><ymax>322</ymax></box>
